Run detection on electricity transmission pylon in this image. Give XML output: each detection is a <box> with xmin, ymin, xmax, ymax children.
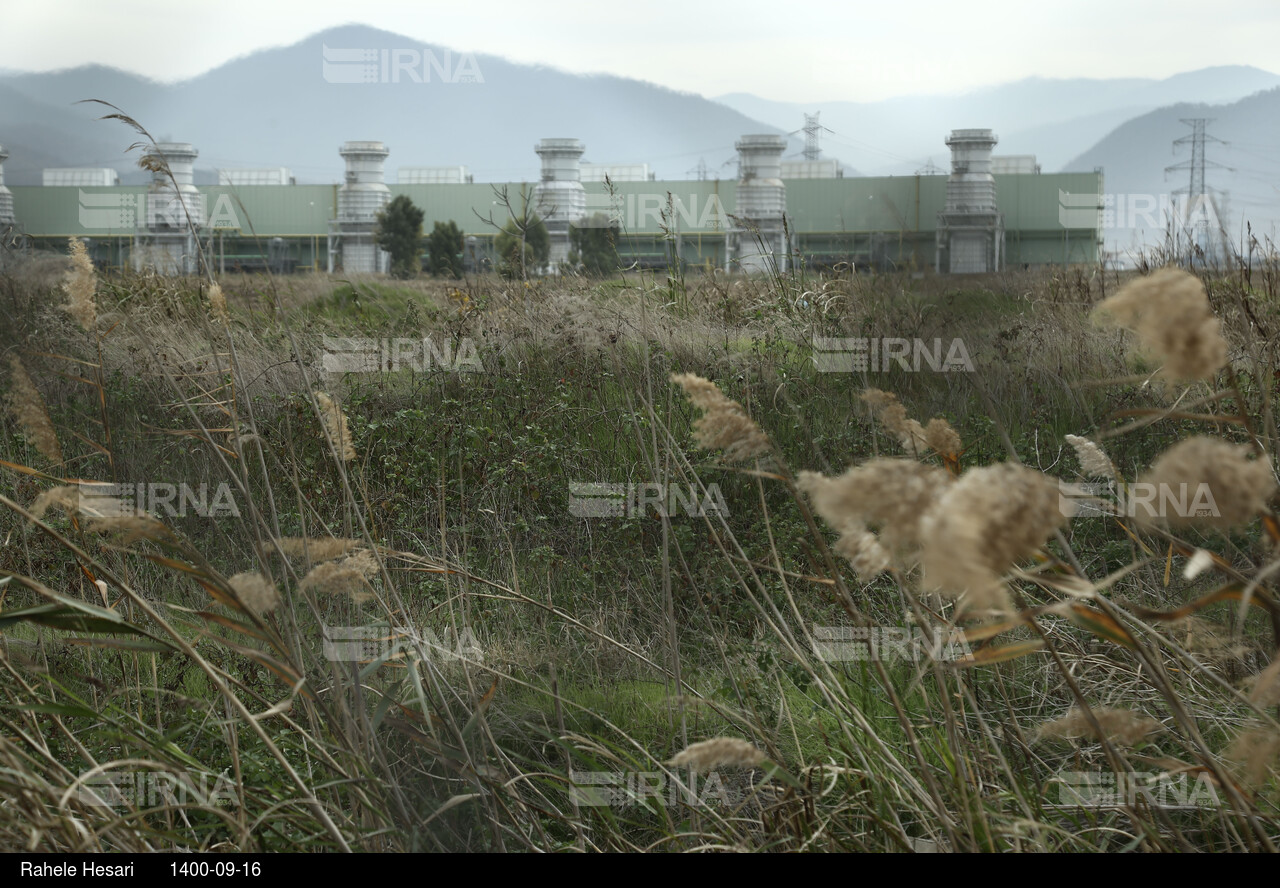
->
<box><xmin>788</xmin><ymin>113</ymin><xmax>835</xmax><ymax>162</ymax></box>
<box><xmin>1165</xmin><ymin>118</ymin><xmax>1232</xmax><ymax>261</ymax></box>
<box><xmin>803</xmin><ymin>113</ymin><xmax>823</xmax><ymax>161</ymax></box>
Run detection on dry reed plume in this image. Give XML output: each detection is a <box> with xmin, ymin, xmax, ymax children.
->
<box><xmin>1245</xmin><ymin>653</ymin><xmax>1280</xmax><ymax>706</ymax></box>
<box><xmin>1223</xmin><ymin>726</ymin><xmax>1280</xmax><ymax>789</ymax></box>
<box><xmin>62</xmin><ymin>237</ymin><xmax>97</xmax><ymax>331</ymax></box>
<box><xmin>924</xmin><ymin>418</ymin><xmax>963</xmax><ymax>460</ymax></box>
<box><xmin>208</xmin><ymin>283</ymin><xmax>229</xmax><ymax>323</ymax></box>
<box><xmin>29</xmin><ymin>483</ymin><xmax>166</xmax><ymax>542</ymax></box>
<box><xmin>668</xmin><ymin>737</ymin><xmax>766</xmax><ymax>770</ymax></box>
<box><xmin>1065</xmin><ymin>433</ymin><xmax>1116</xmax><ymax>479</ymax></box>
<box><xmin>228</xmin><ymin>571</ymin><xmax>281</xmax><ymax>616</ymax></box>
<box><xmin>277</xmin><ymin>536</ymin><xmax>362</xmax><ymax>562</ymax></box>
<box><xmin>1136</xmin><ymin>436</ymin><xmax>1275</xmax><ymax>530</ymax></box>
<box><xmin>1092</xmin><ymin>267</ymin><xmax>1228</xmax><ymax>382</ymax></box>
<box><xmin>1035</xmin><ymin>707</ymin><xmax>1162</xmax><ymax>746</ymax></box>
<box><xmin>298</xmin><ymin>549</ymin><xmax>379</xmax><ymax>603</ymax></box>
<box><xmin>30</xmin><ymin>485</ymin><xmax>85</xmax><ymax>519</ymax></box>
<box><xmin>31</xmin><ymin>483</ymin><xmax>136</xmax><ymax>520</ymax></box>
<box><xmin>919</xmin><ymin>462</ymin><xmax>1066</xmax><ymax>614</ymax></box>
<box><xmin>861</xmin><ymin>389</ymin><xmax>961</xmax><ymax>461</ymax></box>
<box><xmin>832</xmin><ymin>522</ymin><xmax>892</xmax><ymax>580</ymax></box>
<box><xmin>6</xmin><ymin>356</ymin><xmax>63</xmax><ymax>465</ymax></box>
<box><xmin>84</xmin><ymin>514</ymin><xmax>169</xmax><ymax>544</ymax></box>
<box><xmin>1175</xmin><ymin>615</ymin><xmax>1253</xmax><ymax>665</ymax></box>
<box><xmin>670</xmin><ymin>373</ymin><xmax>771</xmax><ymax>462</ymax></box>
<box><xmin>315</xmin><ymin>391</ymin><xmax>356</xmax><ymax>462</ymax></box>
<box><xmin>798</xmin><ymin>458</ymin><xmax>952</xmax><ymax>574</ymax></box>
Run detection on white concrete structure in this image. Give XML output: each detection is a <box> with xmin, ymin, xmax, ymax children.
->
<box><xmin>218</xmin><ymin>167</ymin><xmax>294</xmax><ymax>186</ymax></box>
<box><xmin>532</xmin><ymin>138</ymin><xmax>586</xmax><ymax>272</ymax></box>
<box><xmin>134</xmin><ymin>141</ymin><xmax>202</xmax><ymax>274</ymax></box>
<box><xmin>936</xmin><ymin>129</ymin><xmax>1004</xmax><ymax>274</ymax></box>
<box><xmin>0</xmin><ymin>145</ymin><xmax>14</xmax><ymax>228</ymax></box>
<box><xmin>42</xmin><ymin>168</ymin><xmax>120</xmax><ymax>187</ymax></box>
<box><xmin>330</xmin><ymin>141</ymin><xmax>391</xmax><ymax>274</ymax></box>
<box><xmin>991</xmin><ymin>155</ymin><xmax>1040</xmax><ymax>175</ymax></box>
<box><xmin>398</xmin><ymin>166</ymin><xmax>471</xmax><ymax>184</ymax></box>
<box><xmin>780</xmin><ymin>159</ymin><xmax>841</xmax><ymax>179</ymax></box>
<box><xmin>580</xmin><ymin>162</ymin><xmax>650</xmax><ymax>183</ymax></box>
<box><xmin>731</xmin><ymin>134</ymin><xmax>788</xmax><ymax>273</ymax></box>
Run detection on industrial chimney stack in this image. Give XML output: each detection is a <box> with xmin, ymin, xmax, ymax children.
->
<box><xmin>133</xmin><ymin>141</ymin><xmax>203</xmax><ymax>274</ymax></box>
<box><xmin>731</xmin><ymin>134</ymin><xmax>788</xmax><ymax>273</ymax></box>
<box><xmin>532</xmin><ymin>138</ymin><xmax>586</xmax><ymax>273</ymax></box>
<box><xmin>329</xmin><ymin>141</ymin><xmax>392</xmax><ymax>274</ymax></box>
<box><xmin>936</xmin><ymin>128</ymin><xmax>1004</xmax><ymax>273</ymax></box>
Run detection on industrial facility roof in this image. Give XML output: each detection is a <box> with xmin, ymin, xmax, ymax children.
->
<box><xmin>9</xmin><ymin>171</ymin><xmax>1102</xmax><ymax>238</ymax></box>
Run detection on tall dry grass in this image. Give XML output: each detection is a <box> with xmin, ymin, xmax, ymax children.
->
<box><xmin>2</xmin><ymin>168</ymin><xmax>1280</xmax><ymax>852</ymax></box>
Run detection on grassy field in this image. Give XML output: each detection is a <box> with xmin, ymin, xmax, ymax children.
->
<box><xmin>2</xmin><ymin>237</ymin><xmax>1280</xmax><ymax>852</ymax></box>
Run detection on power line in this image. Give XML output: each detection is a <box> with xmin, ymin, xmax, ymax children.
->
<box><xmin>819</xmin><ymin>131</ymin><xmax>931</xmax><ymax>169</ymax></box>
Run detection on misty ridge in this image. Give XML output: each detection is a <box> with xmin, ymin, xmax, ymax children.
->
<box><xmin>0</xmin><ymin>23</ymin><xmax>1278</xmax><ymax>247</ymax></box>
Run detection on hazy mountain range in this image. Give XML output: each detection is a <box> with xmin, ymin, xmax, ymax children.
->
<box><xmin>1</xmin><ymin>25</ymin><xmax>1277</xmax><ymax>250</ymax></box>
<box><xmin>1067</xmin><ymin>88</ymin><xmax>1280</xmax><ymax>250</ymax></box>
<box><xmin>716</xmin><ymin>66</ymin><xmax>1280</xmax><ymax>175</ymax></box>
<box><xmin>0</xmin><ymin>24</ymin><xmax>801</xmax><ymax>186</ymax></box>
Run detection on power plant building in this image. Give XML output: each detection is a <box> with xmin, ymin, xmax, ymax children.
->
<box><xmin>5</xmin><ymin>128</ymin><xmax>1103</xmax><ymax>274</ymax></box>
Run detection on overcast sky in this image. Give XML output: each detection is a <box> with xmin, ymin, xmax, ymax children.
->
<box><xmin>5</xmin><ymin>0</ymin><xmax>1279</xmax><ymax>101</ymax></box>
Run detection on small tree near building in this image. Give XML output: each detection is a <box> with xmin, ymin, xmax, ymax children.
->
<box><xmin>374</xmin><ymin>195</ymin><xmax>425</xmax><ymax>279</ymax></box>
<box><xmin>569</xmin><ymin>214</ymin><xmax>620</xmax><ymax>276</ymax></box>
<box><xmin>426</xmin><ymin>221</ymin><xmax>465</xmax><ymax>279</ymax></box>
<box><xmin>494</xmin><ymin>214</ymin><xmax>550</xmax><ymax>279</ymax></box>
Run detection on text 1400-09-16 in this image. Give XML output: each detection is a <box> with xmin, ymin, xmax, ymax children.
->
<box><xmin>171</xmin><ymin>862</ymin><xmax>262</xmax><ymax>877</ymax></box>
